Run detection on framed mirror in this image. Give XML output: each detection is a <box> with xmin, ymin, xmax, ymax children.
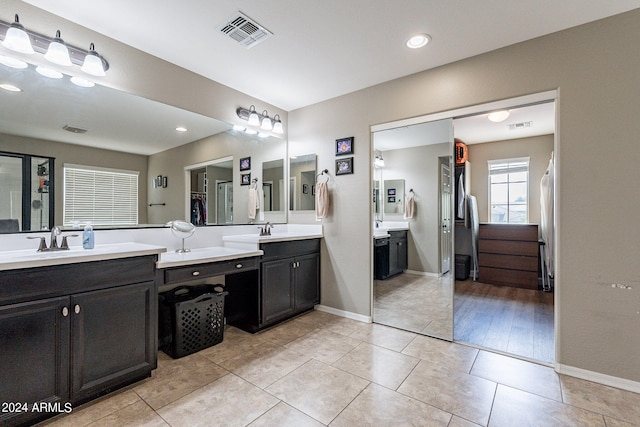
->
<box><xmin>262</xmin><ymin>159</ymin><xmax>285</xmax><ymax>212</ymax></box>
<box><xmin>289</xmin><ymin>154</ymin><xmax>316</xmax><ymax>211</ymax></box>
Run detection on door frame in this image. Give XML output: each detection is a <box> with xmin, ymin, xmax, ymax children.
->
<box><xmin>370</xmin><ymin>90</ymin><xmax>559</xmax><ymax>363</ymax></box>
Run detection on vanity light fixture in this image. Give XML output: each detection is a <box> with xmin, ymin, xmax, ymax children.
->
<box><xmin>175</xmin><ymin>126</ymin><xmax>188</xmax><ymax>132</ymax></box>
<box><xmin>232</xmin><ymin>124</ymin><xmax>246</xmax><ymax>132</ymax></box>
<box><xmin>488</xmin><ymin>110</ymin><xmax>510</xmax><ymax>122</ymax></box>
<box><xmin>1</xmin><ymin>15</ymin><xmax>35</xmax><ymax>54</ymax></box>
<box><xmin>70</xmin><ymin>76</ymin><xmax>95</xmax><ymax>88</ymax></box>
<box><xmin>44</xmin><ymin>30</ymin><xmax>73</xmax><ymax>66</ymax></box>
<box><xmin>0</xmin><ymin>54</ymin><xmax>27</xmax><ymax>69</ymax></box>
<box><xmin>0</xmin><ymin>14</ymin><xmax>110</xmax><ymax>81</ymax></box>
<box><xmin>35</xmin><ymin>65</ymin><xmax>63</xmax><ymax>79</ymax></box>
<box><xmin>374</xmin><ymin>153</ymin><xmax>385</xmax><ymax>168</ymax></box>
<box><xmin>236</xmin><ymin>106</ymin><xmax>284</xmax><ymax>135</ymax></box>
<box><xmin>245</xmin><ymin>128</ymin><xmax>258</xmax><ymax>135</ymax></box>
<box><xmin>406</xmin><ymin>33</ymin><xmax>431</xmax><ymax>49</ymax></box>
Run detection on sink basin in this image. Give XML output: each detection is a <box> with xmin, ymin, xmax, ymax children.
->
<box><xmin>373</xmin><ymin>227</ymin><xmax>390</xmax><ymax>238</ymax></box>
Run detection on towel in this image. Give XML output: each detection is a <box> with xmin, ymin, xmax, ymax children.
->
<box><xmin>248</xmin><ymin>188</ymin><xmax>258</xmax><ymax>219</ymax></box>
<box><xmin>404</xmin><ymin>193</ymin><xmax>415</xmax><ymax>219</ymax></box>
<box><xmin>457</xmin><ymin>173</ymin><xmax>466</xmax><ymax>220</ymax></box>
<box><xmin>315</xmin><ymin>181</ymin><xmax>329</xmax><ymax>220</ymax></box>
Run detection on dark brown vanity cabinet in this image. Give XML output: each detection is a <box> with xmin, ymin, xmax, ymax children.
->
<box><xmin>375</xmin><ymin>231</ymin><xmax>408</xmax><ymax>280</ymax></box>
<box><xmin>0</xmin><ymin>256</ymin><xmax>157</xmax><ymax>427</ymax></box>
<box><xmin>260</xmin><ymin>240</ymin><xmax>320</xmax><ymax>327</ymax></box>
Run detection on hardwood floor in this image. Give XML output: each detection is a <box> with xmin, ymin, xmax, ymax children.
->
<box><xmin>454</xmin><ymin>279</ymin><xmax>554</xmax><ymax>363</ymax></box>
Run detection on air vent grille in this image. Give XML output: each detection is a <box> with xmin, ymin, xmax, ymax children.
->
<box><xmin>63</xmin><ymin>125</ymin><xmax>87</xmax><ymax>134</ymax></box>
<box><xmin>508</xmin><ymin>121</ymin><xmax>533</xmax><ymax>130</ymax></box>
<box><xmin>218</xmin><ymin>12</ymin><xmax>272</xmax><ymax>49</ymax></box>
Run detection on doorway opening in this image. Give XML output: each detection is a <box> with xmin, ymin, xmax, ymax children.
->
<box><xmin>370</xmin><ymin>91</ymin><xmax>557</xmax><ymax>364</ymax></box>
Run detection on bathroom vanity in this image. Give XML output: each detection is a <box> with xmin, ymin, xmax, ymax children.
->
<box><xmin>0</xmin><ymin>244</ymin><xmax>165</xmax><ymax>427</ymax></box>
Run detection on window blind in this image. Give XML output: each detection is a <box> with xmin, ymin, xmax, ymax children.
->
<box><xmin>63</xmin><ymin>165</ymin><xmax>139</xmax><ymax>226</ymax></box>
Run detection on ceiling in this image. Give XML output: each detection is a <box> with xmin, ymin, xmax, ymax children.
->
<box><xmin>19</xmin><ymin>0</ymin><xmax>640</xmax><ymax>111</ymax></box>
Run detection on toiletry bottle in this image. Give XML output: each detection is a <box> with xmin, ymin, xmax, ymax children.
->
<box><xmin>83</xmin><ymin>224</ymin><xmax>94</xmax><ymax>249</ymax></box>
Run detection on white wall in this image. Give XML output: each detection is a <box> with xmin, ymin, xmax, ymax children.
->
<box><xmin>289</xmin><ymin>10</ymin><xmax>640</xmax><ymax>383</ymax></box>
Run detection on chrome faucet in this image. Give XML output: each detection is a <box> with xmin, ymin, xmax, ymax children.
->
<box><xmin>27</xmin><ymin>226</ymin><xmax>78</xmax><ymax>252</ymax></box>
<box><xmin>258</xmin><ymin>222</ymin><xmax>273</xmax><ymax>236</ymax></box>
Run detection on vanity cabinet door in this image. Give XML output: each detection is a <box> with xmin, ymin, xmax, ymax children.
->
<box><xmin>294</xmin><ymin>253</ymin><xmax>320</xmax><ymax>312</ymax></box>
<box><xmin>0</xmin><ymin>297</ymin><xmax>70</xmax><ymax>427</ymax></box>
<box><xmin>261</xmin><ymin>259</ymin><xmax>295</xmax><ymax>325</ymax></box>
<box><xmin>70</xmin><ymin>282</ymin><xmax>153</xmax><ymax>403</ymax></box>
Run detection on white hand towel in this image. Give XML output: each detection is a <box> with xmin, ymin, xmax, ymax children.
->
<box><xmin>315</xmin><ymin>181</ymin><xmax>329</xmax><ymax>220</ymax></box>
<box><xmin>248</xmin><ymin>188</ymin><xmax>258</xmax><ymax>220</ymax></box>
<box><xmin>404</xmin><ymin>193</ymin><xmax>415</xmax><ymax>219</ymax></box>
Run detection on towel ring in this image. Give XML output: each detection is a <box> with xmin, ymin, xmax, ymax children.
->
<box><xmin>316</xmin><ymin>169</ymin><xmax>330</xmax><ymax>183</ymax></box>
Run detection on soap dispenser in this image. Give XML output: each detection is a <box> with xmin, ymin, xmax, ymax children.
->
<box><xmin>82</xmin><ymin>224</ymin><xmax>94</xmax><ymax>249</ymax></box>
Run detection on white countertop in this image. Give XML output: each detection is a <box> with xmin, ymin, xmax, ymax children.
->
<box><xmin>0</xmin><ymin>242</ymin><xmax>166</xmax><ymax>271</ymax></box>
<box><xmin>156</xmin><ymin>246</ymin><xmax>263</xmax><ymax>269</ymax></box>
<box><xmin>222</xmin><ymin>231</ymin><xmax>323</xmax><ymax>244</ymax></box>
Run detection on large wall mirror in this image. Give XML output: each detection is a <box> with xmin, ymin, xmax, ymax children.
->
<box><xmin>0</xmin><ymin>58</ymin><xmax>287</xmax><ymax>232</ymax></box>
<box><xmin>372</xmin><ymin>118</ymin><xmax>454</xmax><ymax>340</ymax></box>
<box><xmin>289</xmin><ymin>154</ymin><xmax>316</xmax><ymax>211</ymax></box>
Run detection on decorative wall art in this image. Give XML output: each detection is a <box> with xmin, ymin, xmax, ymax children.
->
<box><xmin>241</xmin><ymin>173</ymin><xmax>251</xmax><ymax>185</ymax></box>
<box><xmin>335</xmin><ymin>157</ymin><xmax>354</xmax><ymax>175</ymax></box>
<box><xmin>335</xmin><ymin>137</ymin><xmax>354</xmax><ymax>155</ymax></box>
<box><xmin>240</xmin><ymin>157</ymin><xmax>251</xmax><ymax>171</ymax></box>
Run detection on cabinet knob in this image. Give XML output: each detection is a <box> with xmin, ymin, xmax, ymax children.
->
<box><xmin>62</xmin><ymin>306</ymin><xmax>69</xmax><ymax>317</ymax></box>
<box><xmin>74</xmin><ymin>304</ymin><xmax>81</xmax><ymax>314</ymax></box>
<box><xmin>192</xmin><ymin>271</ymin><xmax>200</xmax><ymax>276</ymax></box>
<box><xmin>235</xmin><ymin>264</ymin><xmax>243</xmax><ymax>269</ymax></box>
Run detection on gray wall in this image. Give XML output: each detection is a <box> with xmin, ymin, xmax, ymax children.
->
<box><xmin>289</xmin><ymin>10</ymin><xmax>640</xmax><ymax>382</ymax></box>
<box><xmin>468</xmin><ymin>134</ymin><xmax>554</xmax><ymax>224</ymax></box>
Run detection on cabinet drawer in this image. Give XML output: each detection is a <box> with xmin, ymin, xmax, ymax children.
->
<box><xmin>479</xmin><ymin>224</ymin><xmax>538</xmax><ymax>241</ymax></box>
<box><xmin>479</xmin><ymin>240</ymin><xmax>538</xmax><ymax>256</ymax></box>
<box><xmin>261</xmin><ymin>239</ymin><xmax>320</xmax><ymax>260</ymax></box>
<box><xmin>164</xmin><ymin>257</ymin><xmax>259</xmax><ymax>284</ymax></box>
<box><xmin>389</xmin><ymin>230</ymin><xmax>407</xmax><ymax>240</ymax></box>
<box><xmin>478</xmin><ymin>253</ymin><xmax>538</xmax><ymax>272</ymax></box>
<box><xmin>479</xmin><ymin>267</ymin><xmax>538</xmax><ymax>289</ymax></box>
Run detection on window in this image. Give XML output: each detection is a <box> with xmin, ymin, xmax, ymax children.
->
<box><xmin>488</xmin><ymin>157</ymin><xmax>529</xmax><ymax>223</ymax></box>
<box><xmin>63</xmin><ymin>164</ymin><xmax>139</xmax><ymax>227</ymax></box>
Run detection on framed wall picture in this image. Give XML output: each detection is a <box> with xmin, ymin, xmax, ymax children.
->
<box><xmin>387</xmin><ymin>188</ymin><xmax>396</xmax><ymax>196</ymax></box>
<box><xmin>240</xmin><ymin>157</ymin><xmax>251</xmax><ymax>171</ymax></box>
<box><xmin>335</xmin><ymin>157</ymin><xmax>354</xmax><ymax>175</ymax></box>
<box><xmin>335</xmin><ymin>137</ymin><xmax>354</xmax><ymax>155</ymax></box>
<box><xmin>241</xmin><ymin>173</ymin><xmax>251</xmax><ymax>185</ymax></box>
<box><xmin>388</xmin><ymin>196</ymin><xmax>396</xmax><ymax>203</ymax></box>
<box><xmin>302</xmin><ymin>183</ymin><xmax>309</xmax><ymax>194</ymax></box>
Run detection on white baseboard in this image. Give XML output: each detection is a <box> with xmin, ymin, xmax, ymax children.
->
<box><xmin>557</xmin><ymin>364</ymin><xmax>640</xmax><ymax>394</ymax></box>
<box><xmin>315</xmin><ymin>305</ymin><xmax>372</xmax><ymax>323</ymax></box>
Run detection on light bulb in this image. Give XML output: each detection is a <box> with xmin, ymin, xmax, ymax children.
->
<box><xmin>247</xmin><ymin>105</ymin><xmax>260</xmax><ymax>126</ymax></box>
<box><xmin>488</xmin><ymin>110</ymin><xmax>510</xmax><ymax>123</ymax></box>
<box><xmin>44</xmin><ymin>31</ymin><xmax>72</xmax><ymax>66</ymax></box>
<box><xmin>81</xmin><ymin>44</ymin><xmax>106</xmax><ymax>76</ymax></box>
<box><xmin>260</xmin><ymin>110</ymin><xmax>272</xmax><ymax>131</ymax></box>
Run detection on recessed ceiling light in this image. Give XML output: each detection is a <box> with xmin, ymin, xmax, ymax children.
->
<box><xmin>406</xmin><ymin>34</ymin><xmax>431</xmax><ymax>49</ymax></box>
<box><xmin>488</xmin><ymin>110</ymin><xmax>510</xmax><ymax>122</ymax></box>
<box><xmin>175</xmin><ymin>126</ymin><xmax>188</xmax><ymax>132</ymax></box>
<box><xmin>0</xmin><ymin>83</ymin><xmax>22</xmax><ymax>92</ymax></box>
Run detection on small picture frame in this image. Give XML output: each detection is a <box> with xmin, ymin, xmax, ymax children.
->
<box><xmin>302</xmin><ymin>183</ymin><xmax>309</xmax><ymax>194</ymax></box>
<box><xmin>387</xmin><ymin>188</ymin><xmax>396</xmax><ymax>196</ymax></box>
<box><xmin>241</xmin><ymin>173</ymin><xmax>251</xmax><ymax>185</ymax></box>
<box><xmin>335</xmin><ymin>137</ymin><xmax>354</xmax><ymax>156</ymax></box>
<box><xmin>335</xmin><ymin>157</ymin><xmax>354</xmax><ymax>175</ymax></box>
<box><xmin>312</xmin><ymin>185</ymin><xmax>315</xmax><ymax>196</ymax></box>
<box><xmin>240</xmin><ymin>157</ymin><xmax>251</xmax><ymax>171</ymax></box>
<box><xmin>388</xmin><ymin>196</ymin><xmax>396</xmax><ymax>203</ymax></box>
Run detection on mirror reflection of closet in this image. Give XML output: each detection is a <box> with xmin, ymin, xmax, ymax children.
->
<box><xmin>289</xmin><ymin>154</ymin><xmax>316</xmax><ymax>211</ymax></box>
<box><xmin>188</xmin><ymin>157</ymin><xmax>233</xmax><ymax>225</ymax></box>
<box><xmin>262</xmin><ymin>159</ymin><xmax>285</xmax><ymax>212</ymax></box>
<box><xmin>371</xmin><ymin>118</ymin><xmax>454</xmax><ymax>340</ymax></box>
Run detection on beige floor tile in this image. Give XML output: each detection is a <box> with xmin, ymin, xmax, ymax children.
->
<box><xmin>265</xmin><ymin>359</ymin><xmax>369</xmax><ymax>425</ymax></box>
<box><xmin>332</xmin><ymin>342</ymin><xmax>419</xmax><ymax>390</ymax></box>
<box><xmin>603</xmin><ymin>416</ymin><xmax>639</xmax><ymax>427</ymax></box>
<box><xmin>448</xmin><ymin>415</ymin><xmax>483</xmax><ymax>427</ymax></box>
<box><xmin>198</xmin><ymin>326</ymin><xmax>268</xmax><ymax>363</ymax></box>
<box><xmin>134</xmin><ymin>352</ymin><xmax>228</xmax><ymax>410</ymax></box>
<box><xmin>157</xmin><ymin>373</ymin><xmax>279</xmax><ymax>427</ymax></box>
<box><xmin>256</xmin><ymin>317</ymin><xmax>320</xmax><ymax>346</ymax></box>
<box><xmin>402</xmin><ymin>335</ymin><xmax>478</xmax><ymax>373</ymax></box>
<box><xmin>44</xmin><ymin>390</ymin><xmax>140</xmax><ymax>427</ymax></box>
<box><xmin>397</xmin><ymin>360</ymin><xmax>496</xmax><ymax>426</ymax></box>
<box><xmin>349</xmin><ymin>322</ymin><xmax>417</xmax><ymax>352</ymax></box>
<box><xmin>489</xmin><ymin>384</ymin><xmax>605</xmax><ymax>426</ymax></box>
<box><xmin>331</xmin><ymin>383</ymin><xmax>451</xmax><ymax>426</ymax></box>
<box><xmin>220</xmin><ymin>343</ymin><xmax>312</xmax><ymax>388</ymax></box>
<box><xmin>284</xmin><ymin>329</ymin><xmax>362</xmax><ymax>364</ymax></box>
<box><xmin>248</xmin><ymin>402</ymin><xmax>325</xmax><ymax>427</ymax></box>
<box><xmin>560</xmin><ymin>375</ymin><xmax>640</xmax><ymax>424</ymax></box>
<box><xmin>470</xmin><ymin>350</ymin><xmax>562</xmax><ymax>401</ymax></box>
<box><xmin>86</xmin><ymin>400</ymin><xmax>168</xmax><ymax>427</ymax></box>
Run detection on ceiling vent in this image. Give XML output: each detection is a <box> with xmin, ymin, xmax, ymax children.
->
<box><xmin>63</xmin><ymin>125</ymin><xmax>87</xmax><ymax>134</ymax></box>
<box><xmin>218</xmin><ymin>12</ymin><xmax>272</xmax><ymax>49</ymax></box>
<box><xmin>508</xmin><ymin>121</ymin><xmax>533</xmax><ymax>130</ymax></box>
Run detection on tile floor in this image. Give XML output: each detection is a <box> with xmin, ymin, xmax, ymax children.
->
<box><xmin>42</xmin><ymin>310</ymin><xmax>640</xmax><ymax>427</ymax></box>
